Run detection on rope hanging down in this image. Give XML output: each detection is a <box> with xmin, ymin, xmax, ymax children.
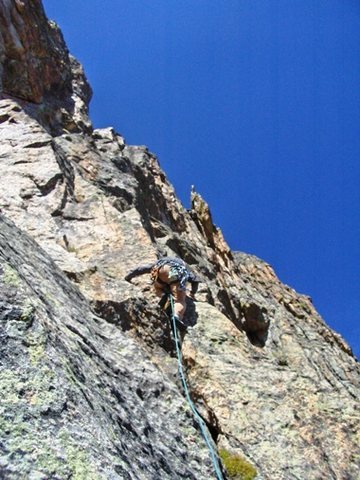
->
<box><xmin>169</xmin><ymin>295</ymin><xmax>224</xmax><ymax>480</ymax></box>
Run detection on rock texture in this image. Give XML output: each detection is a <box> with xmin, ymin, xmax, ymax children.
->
<box><xmin>0</xmin><ymin>215</ymin><xmax>214</xmax><ymax>480</ymax></box>
<box><xmin>0</xmin><ymin>0</ymin><xmax>91</xmax><ymax>134</ymax></box>
<box><xmin>0</xmin><ymin>2</ymin><xmax>359</xmax><ymax>479</ymax></box>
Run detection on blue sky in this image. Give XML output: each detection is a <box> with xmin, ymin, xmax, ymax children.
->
<box><xmin>43</xmin><ymin>0</ymin><xmax>359</xmax><ymax>357</ymax></box>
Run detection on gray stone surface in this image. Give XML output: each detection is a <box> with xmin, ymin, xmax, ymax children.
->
<box><xmin>0</xmin><ymin>1</ymin><xmax>359</xmax><ymax>479</ymax></box>
<box><xmin>0</xmin><ymin>215</ymin><xmax>215</xmax><ymax>480</ymax></box>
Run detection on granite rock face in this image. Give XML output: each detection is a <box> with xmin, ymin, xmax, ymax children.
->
<box><xmin>0</xmin><ymin>1</ymin><xmax>359</xmax><ymax>479</ymax></box>
<box><xmin>0</xmin><ymin>215</ymin><xmax>214</xmax><ymax>480</ymax></box>
<box><xmin>0</xmin><ymin>0</ymin><xmax>92</xmax><ymax>134</ymax></box>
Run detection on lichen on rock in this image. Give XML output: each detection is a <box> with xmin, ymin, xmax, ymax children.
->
<box><xmin>0</xmin><ymin>1</ymin><xmax>359</xmax><ymax>479</ymax></box>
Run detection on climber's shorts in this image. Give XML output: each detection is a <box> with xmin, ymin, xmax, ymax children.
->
<box><xmin>151</xmin><ymin>263</ymin><xmax>188</xmax><ymax>291</ymax></box>
<box><xmin>167</xmin><ymin>266</ymin><xmax>181</xmax><ymax>284</ymax></box>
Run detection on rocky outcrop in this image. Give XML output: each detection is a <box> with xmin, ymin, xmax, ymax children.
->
<box><xmin>0</xmin><ymin>215</ymin><xmax>215</xmax><ymax>479</ymax></box>
<box><xmin>0</xmin><ymin>0</ymin><xmax>92</xmax><ymax>134</ymax></box>
<box><xmin>0</xmin><ymin>1</ymin><xmax>359</xmax><ymax>479</ymax></box>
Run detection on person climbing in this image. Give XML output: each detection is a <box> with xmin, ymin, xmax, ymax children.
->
<box><xmin>125</xmin><ymin>257</ymin><xmax>200</xmax><ymax>324</ymax></box>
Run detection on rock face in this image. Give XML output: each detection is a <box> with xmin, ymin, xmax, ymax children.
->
<box><xmin>0</xmin><ymin>0</ymin><xmax>91</xmax><ymax>134</ymax></box>
<box><xmin>0</xmin><ymin>2</ymin><xmax>359</xmax><ymax>479</ymax></box>
<box><xmin>0</xmin><ymin>215</ymin><xmax>215</xmax><ymax>480</ymax></box>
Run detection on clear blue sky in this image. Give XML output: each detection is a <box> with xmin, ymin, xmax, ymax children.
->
<box><xmin>42</xmin><ymin>0</ymin><xmax>359</xmax><ymax>357</ymax></box>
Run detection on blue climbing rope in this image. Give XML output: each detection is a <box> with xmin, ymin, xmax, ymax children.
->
<box><xmin>169</xmin><ymin>295</ymin><xmax>224</xmax><ymax>480</ymax></box>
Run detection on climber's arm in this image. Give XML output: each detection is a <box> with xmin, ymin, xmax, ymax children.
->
<box><xmin>188</xmin><ymin>271</ymin><xmax>200</xmax><ymax>296</ymax></box>
<box><xmin>125</xmin><ymin>264</ymin><xmax>153</xmax><ymax>282</ymax></box>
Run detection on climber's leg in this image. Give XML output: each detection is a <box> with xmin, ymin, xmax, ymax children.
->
<box><xmin>156</xmin><ymin>265</ymin><xmax>186</xmax><ymax>320</ymax></box>
<box><xmin>153</xmin><ymin>281</ymin><xmax>165</xmax><ymax>298</ymax></box>
<box><xmin>170</xmin><ymin>282</ymin><xmax>187</xmax><ymax>321</ymax></box>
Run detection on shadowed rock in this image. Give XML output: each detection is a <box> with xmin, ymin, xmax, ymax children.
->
<box><xmin>0</xmin><ymin>0</ymin><xmax>92</xmax><ymax>134</ymax></box>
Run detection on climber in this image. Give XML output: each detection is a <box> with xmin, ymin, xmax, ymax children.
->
<box><xmin>125</xmin><ymin>257</ymin><xmax>200</xmax><ymax>324</ymax></box>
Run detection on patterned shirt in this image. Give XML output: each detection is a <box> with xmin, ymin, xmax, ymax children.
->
<box><xmin>125</xmin><ymin>257</ymin><xmax>199</xmax><ymax>294</ymax></box>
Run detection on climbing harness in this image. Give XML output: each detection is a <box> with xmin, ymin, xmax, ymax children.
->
<box><xmin>168</xmin><ymin>295</ymin><xmax>224</xmax><ymax>480</ymax></box>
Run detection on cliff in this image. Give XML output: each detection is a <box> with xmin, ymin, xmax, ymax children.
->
<box><xmin>0</xmin><ymin>2</ymin><xmax>359</xmax><ymax>479</ymax></box>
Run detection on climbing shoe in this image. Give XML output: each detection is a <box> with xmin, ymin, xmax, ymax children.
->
<box><xmin>172</xmin><ymin>314</ymin><xmax>188</xmax><ymax>328</ymax></box>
